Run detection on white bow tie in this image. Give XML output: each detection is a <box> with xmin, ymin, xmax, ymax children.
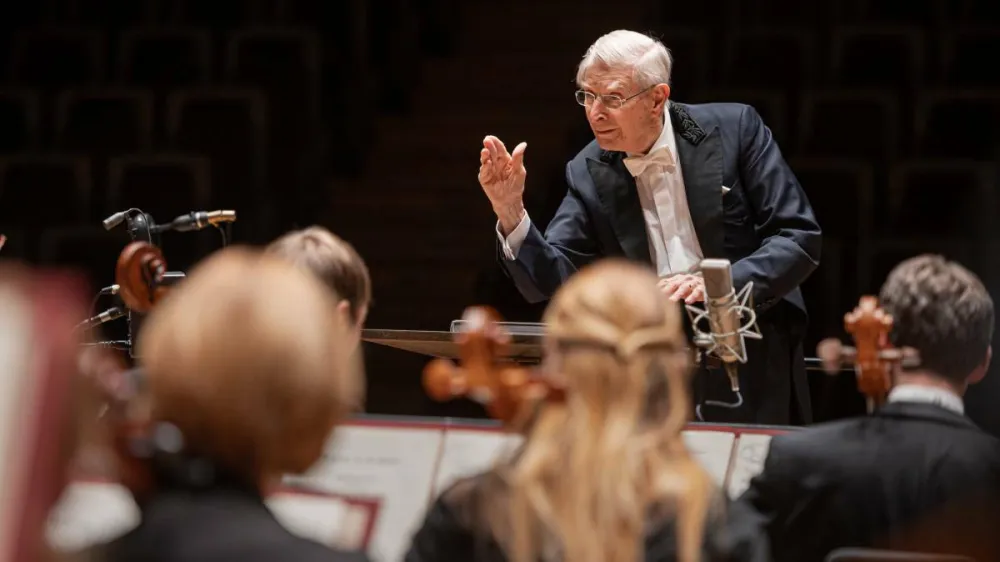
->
<box><xmin>623</xmin><ymin>147</ymin><xmax>675</xmax><ymax>177</ymax></box>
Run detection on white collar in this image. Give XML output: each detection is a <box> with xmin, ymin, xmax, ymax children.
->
<box><xmin>887</xmin><ymin>384</ymin><xmax>964</xmax><ymax>415</ymax></box>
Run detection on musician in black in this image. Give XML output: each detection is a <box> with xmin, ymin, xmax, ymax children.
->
<box><xmin>79</xmin><ymin>248</ymin><xmax>368</xmax><ymax>562</ymax></box>
<box><xmin>405</xmin><ymin>259</ymin><xmax>768</xmax><ymax>562</ymax></box>
<box><xmin>739</xmin><ymin>254</ymin><xmax>1000</xmax><ymax>561</ymax></box>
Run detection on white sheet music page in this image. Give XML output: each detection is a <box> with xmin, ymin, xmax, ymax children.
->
<box><xmin>432</xmin><ymin>429</ymin><xmax>522</xmax><ymax>496</ymax></box>
<box><xmin>46</xmin><ymin>482</ymin><xmax>140</xmax><ymax>552</ymax></box>
<box><xmin>681</xmin><ymin>430</ymin><xmax>737</xmax><ymax>489</ymax></box>
<box><xmin>267</xmin><ymin>493</ymin><xmax>354</xmax><ymax>549</ymax></box>
<box><xmin>726</xmin><ymin>433</ymin><xmax>772</xmax><ymax>499</ymax></box>
<box><xmin>285</xmin><ymin>424</ymin><xmax>443</xmax><ymax>562</ymax></box>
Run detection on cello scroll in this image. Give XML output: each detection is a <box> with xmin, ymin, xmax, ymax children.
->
<box><xmin>115</xmin><ymin>241</ymin><xmax>170</xmax><ymax>313</ymax></box>
<box><xmin>816</xmin><ymin>295</ymin><xmax>920</xmax><ymax>411</ymax></box>
<box><xmin>422</xmin><ymin>306</ymin><xmax>564</xmax><ymax>429</ymax></box>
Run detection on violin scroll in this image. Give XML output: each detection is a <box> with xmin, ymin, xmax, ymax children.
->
<box><xmin>422</xmin><ymin>306</ymin><xmax>564</xmax><ymax>429</ymax></box>
<box><xmin>115</xmin><ymin>241</ymin><xmax>169</xmax><ymax>312</ymax></box>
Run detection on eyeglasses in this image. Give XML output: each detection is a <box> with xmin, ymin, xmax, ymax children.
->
<box><xmin>575</xmin><ymin>85</ymin><xmax>655</xmax><ymax>110</ymax></box>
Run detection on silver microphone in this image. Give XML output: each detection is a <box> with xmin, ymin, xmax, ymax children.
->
<box><xmin>76</xmin><ymin>306</ymin><xmax>127</xmax><ymax>331</ymax></box>
<box><xmin>685</xmin><ymin>258</ymin><xmax>762</xmax><ymax>392</ymax></box>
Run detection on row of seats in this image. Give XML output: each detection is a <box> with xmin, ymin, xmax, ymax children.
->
<box><xmin>4</xmin><ymin>87</ymin><xmax>996</xmax><ymax>160</ymax></box>
<box><xmin>661</xmin><ymin>25</ymin><xmax>1000</xmax><ymax>89</ymax></box>
<box><xmin>661</xmin><ymin>0</ymin><xmax>999</xmax><ymax>27</ymax></box>
<box><xmin>690</xmin><ymin>88</ymin><xmax>1000</xmax><ymax>160</ymax></box>
<box><xmin>0</xmin><ymin>154</ymin><xmax>993</xmax><ymax>238</ymax></box>
<box><xmin>3</xmin><ymin>25</ymin><xmax>998</xmax><ymax>93</ymax></box>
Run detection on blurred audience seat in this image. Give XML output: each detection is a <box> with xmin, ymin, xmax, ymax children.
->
<box><xmin>830</xmin><ymin>25</ymin><xmax>925</xmax><ymax>88</ymax></box>
<box><xmin>0</xmin><ymin>89</ymin><xmax>41</xmax><ymax>152</ymax></box>
<box><xmin>690</xmin><ymin>89</ymin><xmax>788</xmax><ymax>143</ymax></box>
<box><xmin>864</xmin><ymin>237</ymin><xmax>981</xmax><ymax>294</ymax></box>
<box><xmin>731</xmin><ymin>0</ymin><xmax>840</xmax><ymax>27</ymax></box>
<box><xmin>914</xmin><ymin>89</ymin><xmax>1000</xmax><ymax>158</ymax></box>
<box><xmin>9</xmin><ymin>27</ymin><xmax>106</xmax><ymax>91</ymax></box>
<box><xmin>722</xmin><ymin>27</ymin><xmax>817</xmax><ymax>90</ymax></box>
<box><xmin>788</xmin><ymin>157</ymin><xmax>874</xmax><ymax>241</ymax></box>
<box><xmin>55</xmin><ymin>88</ymin><xmax>153</xmax><ymax>152</ymax></box>
<box><xmin>165</xmin><ymin>87</ymin><xmax>266</xmax><ymax>213</ymax></box>
<box><xmin>0</xmin><ymin>154</ymin><xmax>92</xmax><ymax>228</ymax></box>
<box><xmin>798</xmin><ymin>90</ymin><xmax>898</xmax><ymax>160</ymax></box>
<box><xmin>948</xmin><ymin>0</ymin><xmax>1000</xmax><ymax>23</ymax></box>
<box><xmin>117</xmin><ymin>27</ymin><xmax>212</xmax><ymax>95</ymax></box>
<box><xmin>939</xmin><ymin>27</ymin><xmax>1000</xmax><ymax>87</ymax></box>
<box><xmin>658</xmin><ymin>28</ymin><xmax>709</xmax><ymax>91</ymax></box>
<box><xmin>36</xmin><ymin>225</ymin><xmax>130</xmax><ymax>290</ymax></box>
<box><xmin>107</xmin><ymin>153</ymin><xmax>211</xmax><ymax>217</ymax></box>
<box><xmin>167</xmin><ymin>0</ymin><xmax>267</xmax><ymax>28</ymax></box>
<box><xmin>57</xmin><ymin>0</ymin><xmax>157</xmax><ymax>29</ymax></box>
<box><xmin>842</xmin><ymin>0</ymin><xmax>946</xmax><ymax>25</ymax></box>
<box><xmin>886</xmin><ymin>160</ymin><xmax>995</xmax><ymax>238</ymax></box>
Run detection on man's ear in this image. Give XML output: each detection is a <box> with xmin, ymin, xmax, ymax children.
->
<box><xmin>968</xmin><ymin>345</ymin><xmax>992</xmax><ymax>385</ymax></box>
<box><xmin>653</xmin><ymin>84</ymin><xmax>671</xmax><ymax>112</ymax></box>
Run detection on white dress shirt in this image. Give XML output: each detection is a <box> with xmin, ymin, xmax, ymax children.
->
<box><xmin>887</xmin><ymin>384</ymin><xmax>965</xmax><ymax>415</ymax></box>
<box><xmin>497</xmin><ymin>113</ymin><xmax>705</xmax><ymax>277</ymax></box>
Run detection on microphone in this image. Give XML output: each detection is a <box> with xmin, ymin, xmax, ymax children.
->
<box><xmin>161</xmin><ymin>210</ymin><xmax>237</xmax><ymax>233</ymax></box>
<box><xmin>76</xmin><ymin>306</ymin><xmax>127</xmax><ymax>331</ymax></box>
<box><xmin>98</xmin><ymin>284</ymin><xmax>120</xmax><ymax>296</ymax></box>
<box><xmin>685</xmin><ymin>258</ymin><xmax>762</xmax><ymax>393</ymax></box>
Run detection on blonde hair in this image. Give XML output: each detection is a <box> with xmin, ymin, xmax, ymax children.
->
<box><xmin>266</xmin><ymin>226</ymin><xmax>371</xmax><ymax>324</ymax></box>
<box><xmin>576</xmin><ymin>30</ymin><xmax>673</xmax><ymax>88</ymax></box>
<box><xmin>492</xmin><ymin>259</ymin><xmax>712</xmax><ymax>562</ymax></box>
<box><xmin>137</xmin><ymin>247</ymin><xmax>363</xmax><ymax>479</ymax></box>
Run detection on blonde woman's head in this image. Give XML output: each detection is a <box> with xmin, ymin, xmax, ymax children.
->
<box><xmin>137</xmin><ymin>247</ymin><xmax>363</xmax><ymax>481</ymax></box>
<box><xmin>494</xmin><ymin>259</ymin><xmax>709</xmax><ymax>562</ymax></box>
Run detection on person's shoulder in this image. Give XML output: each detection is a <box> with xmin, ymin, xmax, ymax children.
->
<box><xmin>568</xmin><ymin>138</ymin><xmax>604</xmax><ymax>165</ymax></box>
<box><xmin>766</xmin><ymin>418</ymin><xmax>863</xmax><ymax>458</ymax></box>
<box><xmin>673</xmin><ymin>101</ymin><xmax>763</xmax><ymax>130</ymax></box>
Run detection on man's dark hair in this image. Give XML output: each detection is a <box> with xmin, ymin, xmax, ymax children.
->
<box><xmin>266</xmin><ymin>226</ymin><xmax>371</xmax><ymax>323</ymax></box>
<box><xmin>879</xmin><ymin>254</ymin><xmax>994</xmax><ymax>383</ymax></box>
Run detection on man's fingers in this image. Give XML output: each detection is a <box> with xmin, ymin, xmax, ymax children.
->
<box><xmin>480</xmin><ymin>148</ymin><xmax>489</xmax><ymax>165</ymax></box>
<box><xmin>684</xmin><ymin>286</ymin><xmax>705</xmax><ymax>304</ymax></box>
<box><xmin>511</xmin><ymin>142</ymin><xmax>527</xmax><ymax>169</ymax></box>
<box><xmin>484</xmin><ymin>136</ymin><xmax>499</xmax><ymax>161</ymax></box>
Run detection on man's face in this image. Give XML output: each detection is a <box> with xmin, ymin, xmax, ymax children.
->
<box><xmin>579</xmin><ymin>66</ymin><xmax>669</xmax><ymax>154</ymax></box>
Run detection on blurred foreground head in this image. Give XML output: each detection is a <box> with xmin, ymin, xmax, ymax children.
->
<box><xmin>137</xmin><ymin>247</ymin><xmax>364</xmax><ymax>482</ymax></box>
<box><xmin>492</xmin><ymin>259</ymin><xmax>709</xmax><ymax>562</ymax></box>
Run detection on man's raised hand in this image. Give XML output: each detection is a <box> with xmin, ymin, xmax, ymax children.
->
<box><xmin>479</xmin><ymin>135</ymin><xmax>527</xmax><ymax>234</ymax></box>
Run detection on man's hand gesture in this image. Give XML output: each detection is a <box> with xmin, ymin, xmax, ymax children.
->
<box><xmin>479</xmin><ymin>135</ymin><xmax>527</xmax><ymax>234</ymax></box>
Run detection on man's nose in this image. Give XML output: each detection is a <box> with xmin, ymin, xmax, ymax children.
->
<box><xmin>588</xmin><ymin>101</ymin><xmax>606</xmax><ymax>121</ymax></box>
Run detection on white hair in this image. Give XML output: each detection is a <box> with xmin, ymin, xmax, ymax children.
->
<box><xmin>575</xmin><ymin>30</ymin><xmax>673</xmax><ymax>89</ymax></box>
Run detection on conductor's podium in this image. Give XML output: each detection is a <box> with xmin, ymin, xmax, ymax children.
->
<box><xmin>53</xmin><ymin>414</ymin><xmax>793</xmax><ymax>562</ymax></box>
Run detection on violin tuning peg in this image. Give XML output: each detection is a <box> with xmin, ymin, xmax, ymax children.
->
<box><xmin>422</xmin><ymin>358</ymin><xmax>466</xmax><ymax>401</ymax></box>
<box><xmin>816</xmin><ymin>338</ymin><xmax>846</xmax><ymax>375</ymax></box>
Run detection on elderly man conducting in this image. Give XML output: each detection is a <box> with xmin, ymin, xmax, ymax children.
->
<box><xmin>480</xmin><ymin>30</ymin><xmax>821</xmax><ymax>425</ymax></box>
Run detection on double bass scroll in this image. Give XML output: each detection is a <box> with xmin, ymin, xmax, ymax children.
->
<box><xmin>816</xmin><ymin>295</ymin><xmax>920</xmax><ymax>412</ymax></box>
<box><xmin>422</xmin><ymin>306</ymin><xmax>565</xmax><ymax>429</ymax></box>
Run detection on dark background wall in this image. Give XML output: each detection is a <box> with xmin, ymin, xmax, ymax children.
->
<box><xmin>1</xmin><ymin>0</ymin><xmax>998</xmax><ymax>431</ymax></box>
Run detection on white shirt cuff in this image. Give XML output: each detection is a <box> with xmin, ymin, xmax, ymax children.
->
<box><xmin>495</xmin><ymin>212</ymin><xmax>531</xmax><ymax>261</ymax></box>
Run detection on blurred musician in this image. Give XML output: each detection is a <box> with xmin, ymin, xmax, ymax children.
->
<box><xmin>405</xmin><ymin>260</ymin><xmax>768</xmax><ymax>562</ymax></box>
<box><xmin>78</xmin><ymin>248</ymin><xmax>369</xmax><ymax>562</ymax></box>
<box><xmin>739</xmin><ymin>255</ymin><xmax>1000</xmax><ymax>561</ymax></box>
<box><xmin>266</xmin><ymin>226</ymin><xmax>372</xmax><ymax>351</ymax></box>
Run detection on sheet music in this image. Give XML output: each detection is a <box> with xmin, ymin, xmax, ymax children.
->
<box><xmin>267</xmin><ymin>493</ymin><xmax>358</xmax><ymax>549</ymax></box>
<box><xmin>681</xmin><ymin>430</ymin><xmax>737</xmax><ymax>488</ymax></box>
<box><xmin>285</xmin><ymin>425</ymin><xmax>443</xmax><ymax>562</ymax></box>
<box><xmin>433</xmin><ymin>429</ymin><xmax>522</xmax><ymax>495</ymax></box>
<box><xmin>46</xmin><ymin>482</ymin><xmax>140</xmax><ymax>552</ymax></box>
<box><xmin>726</xmin><ymin>433</ymin><xmax>773</xmax><ymax>498</ymax></box>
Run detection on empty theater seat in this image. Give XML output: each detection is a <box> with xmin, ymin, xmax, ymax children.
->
<box><xmin>886</xmin><ymin>160</ymin><xmax>995</xmax><ymax>238</ymax></box>
<box><xmin>36</xmin><ymin>225</ymin><xmax>131</xmax><ymax>290</ymax></box>
<box><xmin>939</xmin><ymin>27</ymin><xmax>1000</xmax><ymax>87</ymax></box>
<box><xmin>107</xmin><ymin>153</ymin><xmax>211</xmax><ymax>216</ymax></box>
<box><xmin>116</xmin><ymin>27</ymin><xmax>213</xmax><ymax>92</ymax></box>
<box><xmin>798</xmin><ymin>90</ymin><xmax>899</xmax><ymax>160</ymax></box>
<box><xmin>167</xmin><ymin>0</ymin><xmax>266</xmax><ymax>28</ymax></box>
<box><xmin>0</xmin><ymin>155</ymin><xmax>92</xmax><ymax>228</ymax></box>
<box><xmin>914</xmin><ymin>89</ymin><xmax>1000</xmax><ymax>158</ymax></box>
<box><xmin>55</xmin><ymin>88</ymin><xmax>154</xmax><ymax>152</ymax></box>
<box><xmin>9</xmin><ymin>27</ymin><xmax>106</xmax><ymax>91</ymax></box>
<box><xmin>0</xmin><ymin>89</ymin><xmax>40</xmax><ymax>152</ymax></box>
<box><xmin>165</xmin><ymin>88</ymin><xmax>266</xmax><ymax>211</ymax></box>
<box><xmin>830</xmin><ymin>25</ymin><xmax>925</xmax><ymax>88</ymax></box>
<box><xmin>722</xmin><ymin>27</ymin><xmax>817</xmax><ymax>90</ymax></box>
